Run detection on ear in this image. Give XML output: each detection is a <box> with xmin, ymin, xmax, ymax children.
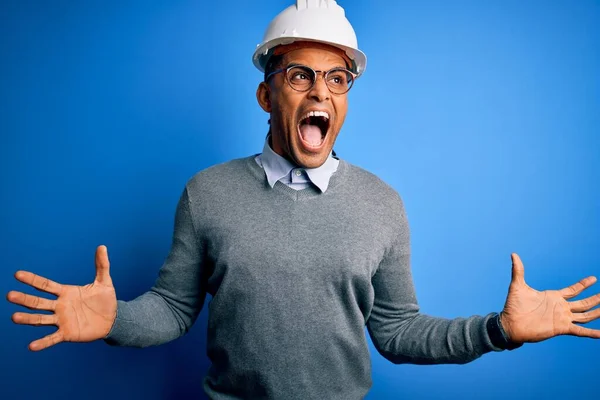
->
<box><xmin>256</xmin><ymin>82</ymin><xmax>272</xmax><ymax>113</ymax></box>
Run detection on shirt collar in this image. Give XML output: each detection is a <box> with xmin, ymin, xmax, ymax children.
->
<box><xmin>259</xmin><ymin>137</ymin><xmax>339</xmax><ymax>193</ymax></box>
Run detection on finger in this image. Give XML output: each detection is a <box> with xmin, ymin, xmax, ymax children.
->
<box><xmin>569</xmin><ymin>324</ymin><xmax>600</xmax><ymax>339</ymax></box>
<box><xmin>572</xmin><ymin>308</ymin><xmax>600</xmax><ymax>324</ymax></box>
<box><xmin>29</xmin><ymin>331</ymin><xmax>64</xmax><ymax>351</ymax></box>
<box><xmin>510</xmin><ymin>253</ymin><xmax>525</xmax><ymax>285</ymax></box>
<box><xmin>12</xmin><ymin>312</ymin><xmax>58</xmax><ymax>326</ymax></box>
<box><xmin>94</xmin><ymin>245</ymin><xmax>113</xmax><ymax>286</ymax></box>
<box><xmin>14</xmin><ymin>271</ymin><xmax>63</xmax><ymax>296</ymax></box>
<box><xmin>560</xmin><ymin>276</ymin><xmax>597</xmax><ymax>299</ymax></box>
<box><xmin>570</xmin><ymin>293</ymin><xmax>600</xmax><ymax>313</ymax></box>
<box><xmin>6</xmin><ymin>291</ymin><xmax>56</xmax><ymax>311</ymax></box>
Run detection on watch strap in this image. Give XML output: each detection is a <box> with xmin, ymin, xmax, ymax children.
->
<box><xmin>487</xmin><ymin>313</ymin><xmax>523</xmax><ymax>351</ymax></box>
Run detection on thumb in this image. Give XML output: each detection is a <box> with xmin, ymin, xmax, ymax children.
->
<box><xmin>95</xmin><ymin>245</ymin><xmax>113</xmax><ymax>286</ymax></box>
<box><xmin>510</xmin><ymin>252</ymin><xmax>526</xmax><ymax>286</ymax></box>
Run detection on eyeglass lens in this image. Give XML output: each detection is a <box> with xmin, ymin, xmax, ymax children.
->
<box><xmin>286</xmin><ymin>66</ymin><xmax>354</xmax><ymax>94</ymax></box>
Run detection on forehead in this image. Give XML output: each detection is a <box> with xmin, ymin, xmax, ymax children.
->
<box><xmin>281</xmin><ymin>46</ymin><xmax>348</xmax><ymax>69</ymax></box>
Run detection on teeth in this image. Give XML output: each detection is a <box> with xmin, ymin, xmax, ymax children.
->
<box><xmin>303</xmin><ymin>110</ymin><xmax>329</xmax><ymax>120</ymax></box>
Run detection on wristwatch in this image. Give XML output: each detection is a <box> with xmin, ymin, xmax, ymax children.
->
<box><xmin>487</xmin><ymin>313</ymin><xmax>523</xmax><ymax>350</ymax></box>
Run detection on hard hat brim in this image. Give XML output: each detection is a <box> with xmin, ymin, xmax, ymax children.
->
<box><xmin>253</xmin><ymin>37</ymin><xmax>367</xmax><ymax>77</ymax></box>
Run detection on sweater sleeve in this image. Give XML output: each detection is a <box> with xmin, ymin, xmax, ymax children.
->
<box><xmin>366</xmin><ymin>200</ymin><xmax>502</xmax><ymax>364</ymax></box>
<box><xmin>104</xmin><ymin>186</ymin><xmax>207</xmax><ymax>348</ymax></box>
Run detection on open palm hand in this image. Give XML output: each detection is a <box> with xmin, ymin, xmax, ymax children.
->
<box><xmin>501</xmin><ymin>253</ymin><xmax>600</xmax><ymax>343</ymax></box>
<box><xmin>7</xmin><ymin>246</ymin><xmax>117</xmax><ymax>351</ymax></box>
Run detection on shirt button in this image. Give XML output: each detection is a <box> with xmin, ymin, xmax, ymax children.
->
<box><xmin>295</xmin><ymin>169</ymin><xmax>302</xmax><ymax>176</ymax></box>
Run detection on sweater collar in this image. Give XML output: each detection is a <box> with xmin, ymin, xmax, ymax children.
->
<box><xmin>258</xmin><ymin>136</ymin><xmax>339</xmax><ymax>193</ymax></box>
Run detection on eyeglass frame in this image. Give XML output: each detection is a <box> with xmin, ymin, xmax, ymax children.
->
<box><xmin>264</xmin><ymin>63</ymin><xmax>357</xmax><ymax>95</ymax></box>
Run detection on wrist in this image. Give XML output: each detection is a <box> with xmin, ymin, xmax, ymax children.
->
<box><xmin>487</xmin><ymin>313</ymin><xmax>523</xmax><ymax>351</ymax></box>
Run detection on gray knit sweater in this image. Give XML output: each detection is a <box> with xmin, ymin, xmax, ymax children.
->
<box><xmin>105</xmin><ymin>155</ymin><xmax>500</xmax><ymax>399</ymax></box>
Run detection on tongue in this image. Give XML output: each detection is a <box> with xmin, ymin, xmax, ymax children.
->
<box><xmin>299</xmin><ymin>124</ymin><xmax>322</xmax><ymax>146</ymax></box>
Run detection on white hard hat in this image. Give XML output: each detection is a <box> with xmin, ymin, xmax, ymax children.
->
<box><xmin>253</xmin><ymin>0</ymin><xmax>367</xmax><ymax>77</ymax></box>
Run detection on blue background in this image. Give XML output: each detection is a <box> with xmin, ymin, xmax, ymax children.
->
<box><xmin>1</xmin><ymin>0</ymin><xmax>599</xmax><ymax>399</ymax></box>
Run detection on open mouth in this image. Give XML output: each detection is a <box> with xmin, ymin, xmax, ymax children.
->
<box><xmin>298</xmin><ymin>111</ymin><xmax>330</xmax><ymax>149</ymax></box>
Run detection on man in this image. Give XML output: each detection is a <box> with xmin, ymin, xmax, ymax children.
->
<box><xmin>7</xmin><ymin>1</ymin><xmax>600</xmax><ymax>399</ymax></box>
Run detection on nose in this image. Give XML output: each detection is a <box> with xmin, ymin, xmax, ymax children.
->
<box><xmin>307</xmin><ymin>72</ymin><xmax>330</xmax><ymax>102</ymax></box>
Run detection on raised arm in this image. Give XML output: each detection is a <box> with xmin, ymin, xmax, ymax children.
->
<box><xmin>366</xmin><ymin>226</ymin><xmax>498</xmax><ymax>365</ymax></box>
<box><xmin>8</xmin><ymin>185</ymin><xmax>208</xmax><ymax>350</ymax></box>
<box><xmin>366</xmin><ymin>204</ymin><xmax>600</xmax><ymax>365</ymax></box>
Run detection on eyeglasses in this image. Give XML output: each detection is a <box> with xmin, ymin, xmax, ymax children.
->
<box><xmin>265</xmin><ymin>64</ymin><xmax>356</xmax><ymax>95</ymax></box>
